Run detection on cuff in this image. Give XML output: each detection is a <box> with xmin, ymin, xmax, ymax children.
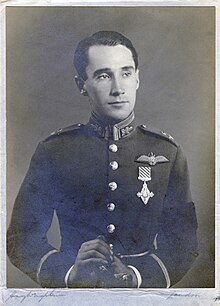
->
<box><xmin>36</xmin><ymin>249</ymin><xmax>59</xmax><ymax>285</ymax></box>
<box><xmin>150</xmin><ymin>253</ymin><xmax>170</xmax><ymax>288</ymax></box>
<box><xmin>128</xmin><ymin>265</ymin><xmax>142</xmax><ymax>288</ymax></box>
<box><xmin>64</xmin><ymin>264</ymin><xmax>74</xmax><ymax>287</ymax></box>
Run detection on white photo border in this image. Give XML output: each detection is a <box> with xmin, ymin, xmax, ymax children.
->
<box><xmin>0</xmin><ymin>1</ymin><xmax>219</xmax><ymax>305</ymax></box>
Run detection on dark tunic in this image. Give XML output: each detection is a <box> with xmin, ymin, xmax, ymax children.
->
<box><xmin>7</xmin><ymin>112</ymin><xmax>198</xmax><ymax>288</ymax></box>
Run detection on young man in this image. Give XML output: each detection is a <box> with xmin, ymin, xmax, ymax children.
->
<box><xmin>7</xmin><ymin>31</ymin><xmax>198</xmax><ymax>288</ymax></box>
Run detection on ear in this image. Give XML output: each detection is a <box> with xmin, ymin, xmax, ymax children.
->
<box><xmin>135</xmin><ymin>69</ymin><xmax>140</xmax><ymax>90</ymax></box>
<box><xmin>75</xmin><ymin>76</ymin><xmax>88</xmax><ymax>96</ymax></box>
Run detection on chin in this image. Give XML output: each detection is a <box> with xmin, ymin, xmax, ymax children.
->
<box><xmin>107</xmin><ymin>110</ymin><xmax>132</xmax><ymax>121</ymax></box>
<box><xmin>107</xmin><ymin>114</ymin><xmax>129</xmax><ymax>122</ymax></box>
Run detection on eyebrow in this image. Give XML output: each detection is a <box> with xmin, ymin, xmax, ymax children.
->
<box><xmin>93</xmin><ymin>66</ymin><xmax>135</xmax><ymax>78</ymax></box>
<box><xmin>121</xmin><ymin>66</ymin><xmax>135</xmax><ymax>71</ymax></box>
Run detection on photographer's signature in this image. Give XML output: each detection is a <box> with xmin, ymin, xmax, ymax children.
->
<box><xmin>166</xmin><ymin>292</ymin><xmax>199</xmax><ymax>299</ymax></box>
<box><xmin>5</xmin><ymin>289</ymin><xmax>65</xmax><ymax>303</ymax></box>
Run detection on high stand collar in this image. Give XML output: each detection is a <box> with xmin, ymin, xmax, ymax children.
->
<box><xmin>88</xmin><ymin>111</ymin><xmax>135</xmax><ymax>141</ymax></box>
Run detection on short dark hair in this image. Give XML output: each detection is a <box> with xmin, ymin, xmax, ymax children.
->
<box><xmin>74</xmin><ymin>31</ymin><xmax>138</xmax><ymax>80</ymax></box>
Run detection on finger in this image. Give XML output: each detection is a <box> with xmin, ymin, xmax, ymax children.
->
<box><xmin>80</xmin><ymin>258</ymin><xmax>109</xmax><ymax>267</ymax></box>
<box><xmin>96</xmin><ymin>235</ymin><xmax>106</xmax><ymax>242</ymax></box>
<box><xmin>111</xmin><ymin>255</ymin><xmax>124</xmax><ymax>268</ymax></box>
<box><xmin>112</xmin><ymin>255</ymin><xmax>121</xmax><ymax>264</ymax></box>
<box><xmin>78</xmin><ymin>250</ymin><xmax>109</xmax><ymax>261</ymax></box>
<box><xmin>80</xmin><ymin>241</ymin><xmax>112</xmax><ymax>259</ymax></box>
<box><xmin>96</xmin><ymin>238</ymin><xmax>114</xmax><ymax>257</ymax></box>
<box><xmin>111</xmin><ymin>256</ymin><xmax>129</xmax><ymax>274</ymax></box>
<box><xmin>82</xmin><ymin>244</ymin><xmax>112</xmax><ymax>261</ymax></box>
<box><xmin>95</xmin><ymin>238</ymin><xmax>114</xmax><ymax>259</ymax></box>
<box><xmin>81</xmin><ymin>238</ymin><xmax>111</xmax><ymax>252</ymax></box>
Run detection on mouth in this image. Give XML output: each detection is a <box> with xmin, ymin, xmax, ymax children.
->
<box><xmin>108</xmin><ymin>101</ymin><xmax>128</xmax><ymax>105</ymax></box>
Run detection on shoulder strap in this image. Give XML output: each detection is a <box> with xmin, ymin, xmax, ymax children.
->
<box><xmin>138</xmin><ymin>124</ymin><xmax>179</xmax><ymax>147</ymax></box>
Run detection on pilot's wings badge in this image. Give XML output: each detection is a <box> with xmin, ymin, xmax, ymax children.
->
<box><xmin>135</xmin><ymin>152</ymin><xmax>169</xmax><ymax>166</ymax></box>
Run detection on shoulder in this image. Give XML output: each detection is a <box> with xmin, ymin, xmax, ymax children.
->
<box><xmin>138</xmin><ymin>124</ymin><xmax>179</xmax><ymax>147</ymax></box>
<box><xmin>43</xmin><ymin>123</ymin><xmax>85</xmax><ymax>142</ymax></box>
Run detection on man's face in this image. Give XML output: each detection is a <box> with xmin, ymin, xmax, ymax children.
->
<box><xmin>82</xmin><ymin>44</ymin><xmax>139</xmax><ymax>121</ymax></box>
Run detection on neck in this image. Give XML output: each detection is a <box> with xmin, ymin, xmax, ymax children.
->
<box><xmin>88</xmin><ymin>111</ymin><xmax>135</xmax><ymax>141</ymax></box>
<box><xmin>93</xmin><ymin>112</ymin><xmax>133</xmax><ymax>124</ymax></box>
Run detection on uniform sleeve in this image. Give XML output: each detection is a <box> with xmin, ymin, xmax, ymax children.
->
<box><xmin>122</xmin><ymin>145</ymin><xmax>198</xmax><ymax>287</ymax></box>
<box><xmin>7</xmin><ymin>142</ymin><xmax>74</xmax><ymax>287</ymax></box>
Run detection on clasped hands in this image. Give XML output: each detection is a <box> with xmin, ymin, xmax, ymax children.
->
<box><xmin>68</xmin><ymin>236</ymin><xmax>137</xmax><ymax>288</ymax></box>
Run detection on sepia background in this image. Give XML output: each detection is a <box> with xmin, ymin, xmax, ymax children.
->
<box><xmin>6</xmin><ymin>6</ymin><xmax>215</xmax><ymax>288</ymax></box>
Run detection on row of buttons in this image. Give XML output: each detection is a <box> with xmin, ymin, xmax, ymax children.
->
<box><xmin>107</xmin><ymin>144</ymin><xmax>118</xmax><ymax>234</ymax></box>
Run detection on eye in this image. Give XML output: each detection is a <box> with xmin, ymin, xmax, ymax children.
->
<box><xmin>122</xmin><ymin>71</ymin><xmax>132</xmax><ymax>77</ymax></box>
<box><xmin>97</xmin><ymin>73</ymin><xmax>110</xmax><ymax>80</ymax></box>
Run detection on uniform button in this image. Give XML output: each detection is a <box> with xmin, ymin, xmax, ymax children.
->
<box><xmin>109</xmin><ymin>243</ymin><xmax>114</xmax><ymax>250</ymax></box>
<box><xmin>107</xmin><ymin>203</ymin><xmax>115</xmax><ymax>211</ymax></box>
<box><xmin>109</xmin><ymin>182</ymin><xmax>117</xmax><ymax>191</ymax></box>
<box><xmin>109</xmin><ymin>144</ymin><xmax>118</xmax><ymax>152</ymax></box>
<box><xmin>107</xmin><ymin>224</ymin><xmax>115</xmax><ymax>233</ymax></box>
<box><xmin>109</xmin><ymin>161</ymin><xmax>118</xmax><ymax>170</ymax></box>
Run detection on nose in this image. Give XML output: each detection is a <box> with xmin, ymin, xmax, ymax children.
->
<box><xmin>110</xmin><ymin>77</ymin><xmax>125</xmax><ymax>97</ymax></box>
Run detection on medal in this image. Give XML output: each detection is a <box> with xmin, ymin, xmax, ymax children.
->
<box><xmin>137</xmin><ymin>167</ymin><xmax>154</xmax><ymax>205</ymax></box>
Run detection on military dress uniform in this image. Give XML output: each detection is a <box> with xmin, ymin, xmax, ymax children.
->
<box><xmin>7</xmin><ymin>111</ymin><xmax>198</xmax><ymax>288</ymax></box>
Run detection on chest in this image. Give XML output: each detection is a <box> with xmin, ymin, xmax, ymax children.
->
<box><xmin>50</xmin><ymin>132</ymin><xmax>175</xmax><ymax>211</ymax></box>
